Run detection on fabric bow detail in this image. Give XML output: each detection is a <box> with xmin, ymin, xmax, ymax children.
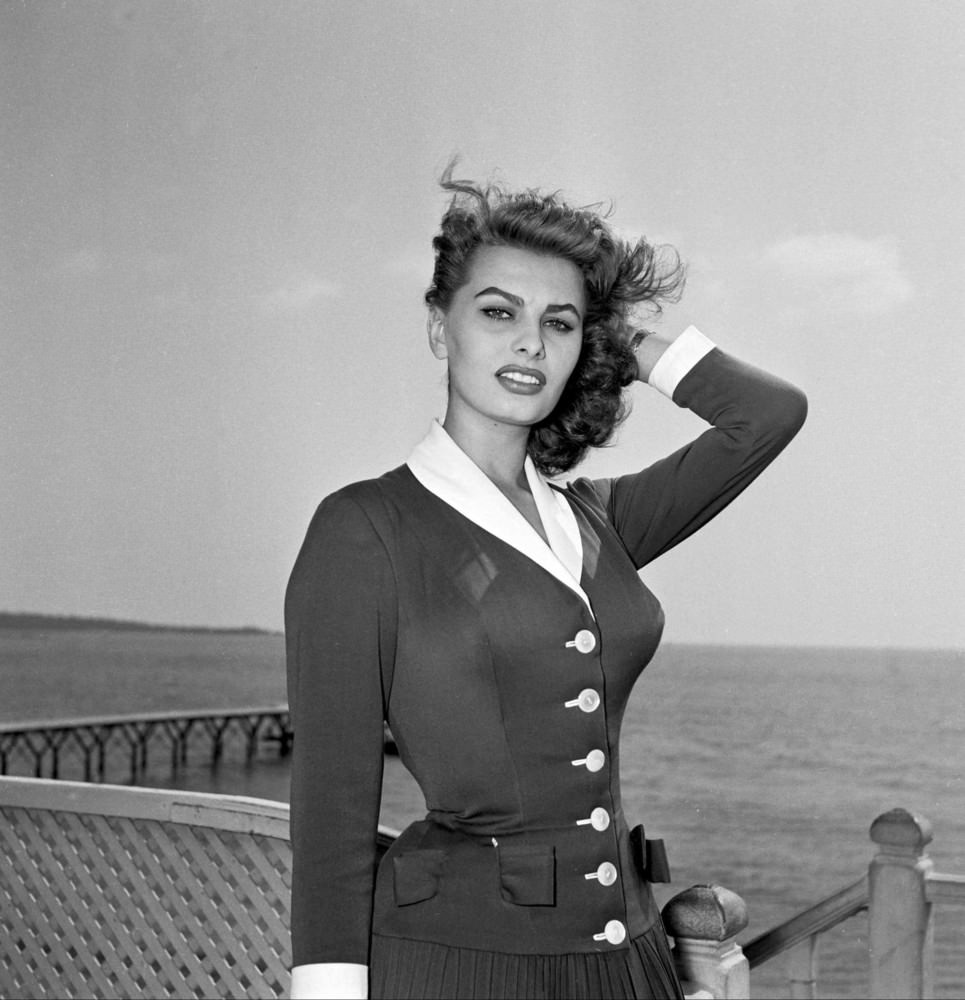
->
<box><xmin>630</xmin><ymin>824</ymin><xmax>672</xmax><ymax>883</ymax></box>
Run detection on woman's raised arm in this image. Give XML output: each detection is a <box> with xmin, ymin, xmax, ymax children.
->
<box><xmin>575</xmin><ymin>326</ymin><xmax>808</xmax><ymax>569</ymax></box>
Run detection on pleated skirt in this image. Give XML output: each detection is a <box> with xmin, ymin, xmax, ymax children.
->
<box><xmin>370</xmin><ymin>922</ymin><xmax>684</xmax><ymax>1000</ymax></box>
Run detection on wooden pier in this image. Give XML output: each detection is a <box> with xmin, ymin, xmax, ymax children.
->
<box><xmin>0</xmin><ymin>706</ymin><xmax>292</xmax><ymax>785</ymax></box>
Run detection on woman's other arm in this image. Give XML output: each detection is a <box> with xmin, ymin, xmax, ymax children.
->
<box><xmin>286</xmin><ymin>489</ymin><xmax>397</xmax><ymax>999</ymax></box>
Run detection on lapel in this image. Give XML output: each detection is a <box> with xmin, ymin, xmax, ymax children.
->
<box><xmin>406</xmin><ymin>422</ymin><xmax>594</xmax><ymax>617</ymax></box>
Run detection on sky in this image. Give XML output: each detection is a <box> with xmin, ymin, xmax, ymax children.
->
<box><xmin>2</xmin><ymin>0</ymin><xmax>963</xmax><ymax>648</ymax></box>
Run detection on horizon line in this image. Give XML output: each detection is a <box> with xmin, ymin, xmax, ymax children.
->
<box><xmin>1</xmin><ymin>611</ymin><xmax>960</xmax><ymax>655</ymax></box>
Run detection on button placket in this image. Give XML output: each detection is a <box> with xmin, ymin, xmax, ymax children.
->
<box><xmin>561</xmin><ymin>622</ymin><xmax>626</xmax><ymax>949</ymax></box>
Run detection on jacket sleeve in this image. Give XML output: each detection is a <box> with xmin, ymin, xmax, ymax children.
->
<box><xmin>285</xmin><ymin>488</ymin><xmax>397</xmax><ymax>968</ymax></box>
<box><xmin>578</xmin><ymin>348</ymin><xmax>808</xmax><ymax>569</ymax></box>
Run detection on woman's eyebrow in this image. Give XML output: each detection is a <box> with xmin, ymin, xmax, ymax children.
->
<box><xmin>545</xmin><ymin>302</ymin><xmax>582</xmax><ymax>319</ymax></box>
<box><xmin>473</xmin><ymin>286</ymin><xmax>524</xmax><ymax>306</ymax></box>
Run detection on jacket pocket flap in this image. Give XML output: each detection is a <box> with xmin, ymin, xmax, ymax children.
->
<box><xmin>498</xmin><ymin>844</ymin><xmax>556</xmax><ymax>906</ymax></box>
<box><xmin>393</xmin><ymin>849</ymin><xmax>447</xmax><ymax>906</ymax></box>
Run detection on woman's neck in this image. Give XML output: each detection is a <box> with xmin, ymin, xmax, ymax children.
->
<box><xmin>442</xmin><ymin>412</ymin><xmax>530</xmax><ymax>493</ymax></box>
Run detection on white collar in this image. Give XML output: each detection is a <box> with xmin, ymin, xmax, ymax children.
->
<box><xmin>406</xmin><ymin>421</ymin><xmax>592</xmax><ymax>615</ymax></box>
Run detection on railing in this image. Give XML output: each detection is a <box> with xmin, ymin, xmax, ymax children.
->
<box><xmin>743</xmin><ymin>876</ymin><xmax>868</xmax><ymax>997</ymax></box>
<box><xmin>744</xmin><ymin>807</ymin><xmax>964</xmax><ymax>999</ymax></box>
<box><xmin>0</xmin><ymin>775</ymin><xmax>395</xmax><ymax>999</ymax></box>
<box><xmin>0</xmin><ymin>706</ymin><xmax>292</xmax><ymax>785</ymax></box>
<box><xmin>1</xmin><ymin>769</ymin><xmax>960</xmax><ymax>999</ymax></box>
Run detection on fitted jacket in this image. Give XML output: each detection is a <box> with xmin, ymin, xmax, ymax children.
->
<box><xmin>285</xmin><ymin>343</ymin><xmax>807</xmax><ymax>969</ymax></box>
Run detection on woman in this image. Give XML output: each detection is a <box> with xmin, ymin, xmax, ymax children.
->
<box><xmin>285</xmin><ymin>169</ymin><xmax>807</xmax><ymax>1000</ymax></box>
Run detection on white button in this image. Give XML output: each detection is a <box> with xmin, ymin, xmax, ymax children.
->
<box><xmin>564</xmin><ymin>688</ymin><xmax>601</xmax><ymax>713</ymax></box>
<box><xmin>593</xmin><ymin>919</ymin><xmax>627</xmax><ymax>945</ymax></box>
<box><xmin>565</xmin><ymin>629</ymin><xmax>597</xmax><ymax>654</ymax></box>
<box><xmin>584</xmin><ymin>862</ymin><xmax>618</xmax><ymax>886</ymax></box>
<box><xmin>570</xmin><ymin>748</ymin><xmax>605</xmax><ymax>772</ymax></box>
<box><xmin>576</xmin><ymin>807</ymin><xmax>611</xmax><ymax>831</ymax></box>
<box><xmin>590</xmin><ymin>807</ymin><xmax>610</xmax><ymax>830</ymax></box>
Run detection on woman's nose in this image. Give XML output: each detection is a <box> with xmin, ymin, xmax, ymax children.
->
<box><xmin>512</xmin><ymin>319</ymin><xmax>545</xmax><ymax>358</ymax></box>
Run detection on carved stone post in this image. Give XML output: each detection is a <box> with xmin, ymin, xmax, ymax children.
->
<box><xmin>662</xmin><ymin>884</ymin><xmax>750</xmax><ymax>1000</ymax></box>
<box><xmin>869</xmin><ymin>808</ymin><xmax>934</xmax><ymax>999</ymax></box>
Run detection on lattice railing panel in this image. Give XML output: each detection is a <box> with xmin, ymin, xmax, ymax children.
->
<box><xmin>0</xmin><ymin>803</ymin><xmax>292</xmax><ymax>999</ymax></box>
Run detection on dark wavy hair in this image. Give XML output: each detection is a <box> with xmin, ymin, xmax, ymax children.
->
<box><xmin>425</xmin><ymin>165</ymin><xmax>686</xmax><ymax>475</ymax></box>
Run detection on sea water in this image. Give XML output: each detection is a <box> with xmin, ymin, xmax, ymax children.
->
<box><xmin>2</xmin><ymin>629</ymin><xmax>962</xmax><ymax>997</ymax></box>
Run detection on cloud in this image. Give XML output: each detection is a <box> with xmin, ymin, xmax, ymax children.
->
<box><xmin>259</xmin><ymin>273</ymin><xmax>341</xmax><ymax>313</ymax></box>
<box><xmin>762</xmin><ymin>233</ymin><xmax>913</xmax><ymax>316</ymax></box>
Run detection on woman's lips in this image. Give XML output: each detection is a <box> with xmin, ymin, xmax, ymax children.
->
<box><xmin>495</xmin><ymin>366</ymin><xmax>546</xmax><ymax>395</ymax></box>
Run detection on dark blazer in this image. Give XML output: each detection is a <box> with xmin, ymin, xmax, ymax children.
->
<box><xmin>285</xmin><ymin>348</ymin><xmax>807</xmax><ymax>967</ymax></box>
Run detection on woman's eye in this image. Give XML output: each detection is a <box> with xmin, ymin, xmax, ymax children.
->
<box><xmin>545</xmin><ymin>318</ymin><xmax>575</xmax><ymax>332</ymax></box>
<box><xmin>482</xmin><ymin>307</ymin><xmax>513</xmax><ymax>321</ymax></box>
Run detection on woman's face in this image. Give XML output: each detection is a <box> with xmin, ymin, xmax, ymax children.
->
<box><xmin>429</xmin><ymin>244</ymin><xmax>585</xmax><ymax>437</ymax></box>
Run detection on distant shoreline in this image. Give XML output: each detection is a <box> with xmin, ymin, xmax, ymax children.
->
<box><xmin>0</xmin><ymin>612</ymin><xmax>280</xmax><ymax>636</ymax></box>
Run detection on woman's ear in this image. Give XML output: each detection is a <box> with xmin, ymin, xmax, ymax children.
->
<box><xmin>427</xmin><ymin>307</ymin><xmax>448</xmax><ymax>360</ymax></box>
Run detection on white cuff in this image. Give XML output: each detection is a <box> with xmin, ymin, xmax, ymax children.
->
<box><xmin>290</xmin><ymin>963</ymin><xmax>368</xmax><ymax>999</ymax></box>
<box><xmin>647</xmin><ymin>325</ymin><xmax>716</xmax><ymax>399</ymax></box>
